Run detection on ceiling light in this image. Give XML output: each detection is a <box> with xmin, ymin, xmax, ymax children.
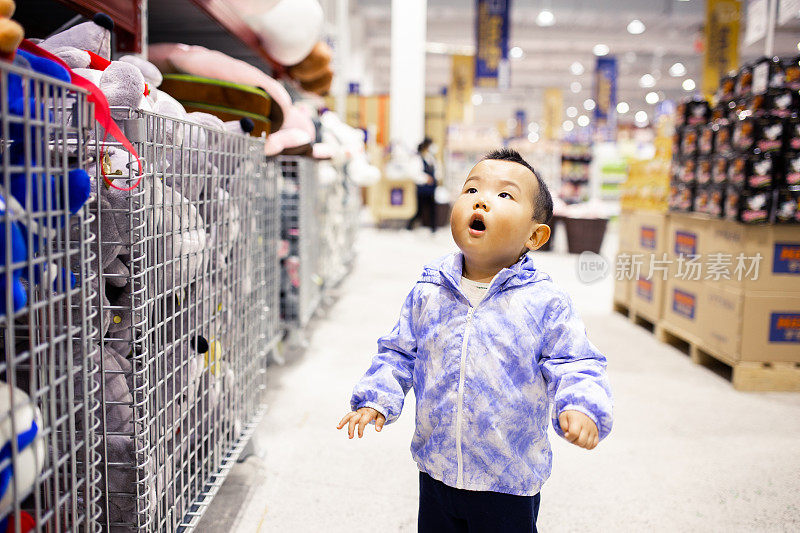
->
<box><xmin>616</xmin><ymin>102</ymin><xmax>630</xmax><ymax>114</ymax></box>
<box><xmin>566</xmin><ymin>106</ymin><xmax>578</xmax><ymax>118</ymax></box>
<box><xmin>682</xmin><ymin>78</ymin><xmax>696</xmax><ymax>91</ymax></box>
<box><xmin>562</xmin><ymin>120</ymin><xmax>575</xmax><ymax>132</ymax></box>
<box><xmin>593</xmin><ymin>44</ymin><xmax>610</xmax><ymax>56</ymax></box>
<box><xmin>577</xmin><ymin>115</ymin><xmax>590</xmax><ymax>127</ymax></box>
<box><xmin>528</xmin><ymin>132</ymin><xmax>540</xmax><ymax>143</ymax></box>
<box><xmin>635</xmin><ymin>110</ymin><xmax>648</xmax><ymax>124</ymax></box>
<box><xmin>645</xmin><ymin>91</ymin><xmax>659</xmax><ymax>104</ymax></box>
<box><xmin>536</xmin><ymin>9</ymin><xmax>555</xmax><ymax>27</ymax></box>
<box><xmin>797</xmin><ymin>42</ymin><xmax>800</xmax><ymax>52</ymax></box>
<box><xmin>669</xmin><ymin>62</ymin><xmax>687</xmax><ymax>77</ymax></box>
<box><xmin>570</xmin><ymin>61</ymin><xmax>585</xmax><ymax>75</ymax></box>
<box><xmin>570</xmin><ymin>81</ymin><xmax>582</xmax><ymax>93</ymax></box>
<box><xmin>472</xmin><ymin>93</ymin><xmax>483</xmax><ymax>106</ymax></box>
<box><xmin>528</xmin><ymin>122</ymin><xmax>539</xmax><ymax>133</ymax></box>
<box><xmin>510</xmin><ymin>46</ymin><xmax>524</xmax><ymax>59</ymax></box>
<box><xmin>583</xmin><ymin>98</ymin><xmax>596</xmax><ymax>111</ymax></box>
<box><xmin>627</xmin><ymin>19</ymin><xmax>646</xmax><ymax>35</ymax></box>
<box><xmin>639</xmin><ymin>73</ymin><xmax>656</xmax><ymax>88</ymax></box>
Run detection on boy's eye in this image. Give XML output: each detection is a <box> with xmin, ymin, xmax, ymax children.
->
<box><xmin>499</xmin><ymin>192</ymin><xmax>513</xmax><ymax>199</ymax></box>
<box><xmin>466</xmin><ymin>187</ymin><xmax>478</xmax><ymax>194</ymax></box>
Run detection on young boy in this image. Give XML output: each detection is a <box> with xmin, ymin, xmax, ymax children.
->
<box><xmin>337</xmin><ymin>149</ymin><xmax>613</xmax><ymax>532</ymax></box>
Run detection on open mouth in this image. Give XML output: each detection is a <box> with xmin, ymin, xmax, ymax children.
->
<box><xmin>468</xmin><ymin>213</ymin><xmax>486</xmax><ymax>234</ymax></box>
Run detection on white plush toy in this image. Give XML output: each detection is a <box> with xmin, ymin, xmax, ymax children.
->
<box><xmin>0</xmin><ymin>383</ymin><xmax>45</xmax><ymax>513</ymax></box>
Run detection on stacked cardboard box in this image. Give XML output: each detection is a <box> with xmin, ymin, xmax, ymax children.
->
<box><xmin>661</xmin><ymin>213</ymin><xmax>800</xmax><ymax>365</ymax></box>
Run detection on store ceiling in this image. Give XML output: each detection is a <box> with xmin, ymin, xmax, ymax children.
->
<box><xmin>352</xmin><ymin>0</ymin><xmax>800</xmax><ymax>124</ymax></box>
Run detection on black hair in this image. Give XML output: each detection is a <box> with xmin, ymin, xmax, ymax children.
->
<box><xmin>418</xmin><ymin>137</ymin><xmax>433</xmax><ymax>153</ymax></box>
<box><xmin>482</xmin><ymin>148</ymin><xmax>553</xmax><ymax>224</ymax></box>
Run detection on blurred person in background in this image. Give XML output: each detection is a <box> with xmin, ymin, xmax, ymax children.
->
<box><xmin>408</xmin><ymin>137</ymin><xmax>438</xmax><ymax>233</ymax></box>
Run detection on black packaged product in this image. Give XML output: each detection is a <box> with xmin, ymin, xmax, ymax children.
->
<box><xmin>766</xmin><ymin>89</ymin><xmax>798</xmax><ymax>118</ymax></box>
<box><xmin>775</xmin><ymin>188</ymin><xmax>800</xmax><ymax>223</ymax></box>
<box><xmin>756</xmin><ymin>117</ymin><xmax>785</xmax><ymax>153</ymax></box>
<box><xmin>706</xmin><ymin>186</ymin><xmax>726</xmax><ymax>217</ymax></box>
<box><xmin>714</xmin><ymin>122</ymin><xmax>733</xmax><ymax>153</ymax></box>
<box><xmin>732</xmin><ymin>117</ymin><xmax>757</xmax><ymax>152</ymax></box>
<box><xmin>669</xmin><ymin>183</ymin><xmax>695</xmax><ymax>212</ymax></box>
<box><xmin>711</xmin><ymin>155</ymin><xmax>728</xmax><ymax>185</ymax></box>
<box><xmin>696</xmin><ymin>157</ymin><xmax>713</xmax><ymax>185</ymax></box>
<box><xmin>672</xmin><ymin>129</ymin><xmax>682</xmax><ymax>158</ymax></box>
<box><xmin>747</xmin><ymin>92</ymin><xmax>768</xmax><ymax>117</ymax></box>
<box><xmin>785</xmin><ymin>151</ymin><xmax>800</xmax><ymax>186</ymax></box>
<box><xmin>785</xmin><ymin>56</ymin><xmax>800</xmax><ymax>90</ymax></box>
<box><xmin>717</xmin><ymin>74</ymin><xmax>737</xmax><ymax>101</ymax></box>
<box><xmin>752</xmin><ymin>56</ymin><xmax>785</xmax><ymax>94</ymax></box>
<box><xmin>727</xmin><ymin>154</ymin><xmax>747</xmax><ymax>187</ymax></box>
<box><xmin>680</xmin><ymin>126</ymin><xmax>699</xmax><ymax>156</ymax></box>
<box><xmin>698</xmin><ymin>124</ymin><xmax>715</xmax><ymax>154</ymax></box>
<box><xmin>736</xmin><ymin>63</ymin><xmax>754</xmax><ymax>97</ymax></box>
<box><xmin>747</xmin><ymin>153</ymin><xmax>781</xmax><ymax>189</ymax></box>
<box><xmin>786</xmin><ymin>117</ymin><xmax>800</xmax><ymax>151</ymax></box>
<box><xmin>729</xmin><ymin>98</ymin><xmax>749</xmax><ymax>121</ymax></box>
<box><xmin>676</xmin><ymin>157</ymin><xmax>697</xmax><ymax>185</ymax></box>
<box><xmin>679</xmin><ymin>99</ymin><xmax>710</xmax><ymax>126</ymax></box>
<box><xmin>725</xmin><ymin>186</ymin><xmax>773</xmax><ymax>224</ymax></box>
<box><xmin>693</xmin><ymin>186</ymin><xmax>711</xmax><ymax>214</ymax></box>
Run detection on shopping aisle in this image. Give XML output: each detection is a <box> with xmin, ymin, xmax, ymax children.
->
<box><xmin>199</xmin><ymin>227</ymin><xmax>800</xmax><ymax>532</ymax></box>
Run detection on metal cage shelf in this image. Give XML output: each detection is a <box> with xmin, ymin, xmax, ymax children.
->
<box><xmin>278</xmin><ymin>156</ymin><xmax>321</xmax><ymax>328</ymax></box>
<box><xmin>0</xmin><ymin>60</ymin><xmax>102</xmax><ymax>533</ymax></box>
<box><xmin>87</xmin><ymin>108</ymin><xmax>279</xmax><ymax>531</ymax></box>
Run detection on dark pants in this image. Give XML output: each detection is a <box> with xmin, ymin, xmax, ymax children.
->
<box><xmin>418</xmin><ymin>472</ymin><xmax>540</xmax><ymax>533</ymax></box>
<box><xmin>408</xmin><ymin>185</ymin><xmax>437</xmax><ymax>232</ymax></box>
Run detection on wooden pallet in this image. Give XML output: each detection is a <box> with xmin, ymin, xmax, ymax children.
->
<box><xmin>656</xmin><ymin>322</ymin><xmax>800</xmax><ymax>392</ymax></box>
<box><xmin>613</xmin><ymin>300</ymin><xmax>659</xmax><ymax>334</ymax></box>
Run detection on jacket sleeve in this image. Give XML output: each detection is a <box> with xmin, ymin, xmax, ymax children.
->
<box><xmin>538</xmin><ymin>294</ymin><xmax>613</xmax><ymax>440</ymax></box>
<box><xmin>350</xmin><ymin>286</ymin><xmax>418</xmax><ymax>424</ymax></box>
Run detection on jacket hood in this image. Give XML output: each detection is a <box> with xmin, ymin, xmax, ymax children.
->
<box><xmin>420</xmin><ymin>252</ymin><xmax>548</xmax><ymax>297</ymax></box>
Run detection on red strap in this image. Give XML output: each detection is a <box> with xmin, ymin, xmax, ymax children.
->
<box><xmin>18</xmin><ymin>40</ymin><xmax>143</xmax><ymax>190</ymax></box>
<box><xmin>84</xmin><ymin>49</ymin><xmax>111</xmax><ymax>71</ymax></box>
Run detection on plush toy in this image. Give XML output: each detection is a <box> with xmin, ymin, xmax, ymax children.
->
<box><xmin>0</xmin><ymin>0</ymin><xmax>23</xmax><ymax>62</ymax></box>
<box><xmin>0</xmin><ymin>195</ymin><xmax>27</xmax><ymax>316</ymax></box>
<box><xmin>0</xmin><ymin>383</ymin><xmax>45</xmax><ymax>525</ymax></box>
<box><xmin>148</xmin><ymin>43</ymin><xmax>317</xmax><ymax>156</ymax></box>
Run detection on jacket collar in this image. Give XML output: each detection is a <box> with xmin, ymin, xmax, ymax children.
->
<box><xmin>420</xmin><ymin>252</ymin><xmax>544</xmax><ymax>301</ymax></box>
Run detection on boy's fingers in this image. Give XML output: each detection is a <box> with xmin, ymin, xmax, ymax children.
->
<box><xmin>558</xmin><ymin>412</ymin><xmax>569</xmax><ymax>435</ymax></box>
<box><xmin>337</xmin><ymin>412</ymin><xmax>354</xmax><ymax>429</ymax></box>
<box><xmin>358</xmin><ymin>415</ymin><xmax>370</xmax><ymax>438</ymax></box>
<box><xmin>348</xmin><ymin>415</ymin><xmax>359</xmax><ymax>439</ymax></box>
<box><xmin>376</xmin><ymin>415</ymin><xmax>385</xmax><ymax>432</ymax></box>
<box><xmin>577</xmin><ymin>427</ymin><xmax>589</xmax><ymax>448</ymax></box>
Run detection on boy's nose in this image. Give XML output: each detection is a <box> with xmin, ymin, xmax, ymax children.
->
<box><xmin>473</xmin><ymin>200</ymin><xmax>489</xmax><ymax>211</ymax></box>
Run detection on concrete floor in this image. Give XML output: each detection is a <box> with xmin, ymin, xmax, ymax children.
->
<box><xmin>198</xmin><ymin>225</ymin><xmax>800</xmax><ymax>532</ymax></box>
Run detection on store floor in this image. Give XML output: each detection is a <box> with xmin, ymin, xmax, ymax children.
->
<box><xmin>198</xmin><ymin>225</ymin><xmax>800</xmax><ymax>532</ymax></box>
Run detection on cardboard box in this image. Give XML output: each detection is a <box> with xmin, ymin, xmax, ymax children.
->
<box><xmin>661</xmin><ymin>279</ymin><xmax>705</xmax><ymax>341</ymax></box>
<box><xmin>630</xmin><ymin>256</ymin><xmax>667</xmax><ymax>321</ymax></box>
<box><xmin>665</xmin><ymin>213</ymin><xmax>714</xmax><ymax>283</ymax></box>
<box><xmin>617</xmin><ymin>212</ymin><xmax>637</xmax><ymax>254</ymax></box>
<box><xmin>632</xmin><ymin>211</ymin><xmax>668</xmax><ymax>255</ymax></box>
<box><xmin>614</xmin><ymin>275</ymin><xmax>631</xmax><ymax>306</ymax></box>
<box><xmin>705</xmin><ymin>219</ymin><xmax>800</xmax><ymax>292</ymax></box>
<box><xmin>700</xmin><ymin>286</ymin><xmax>800</xmax><ymax>363</ymax></box>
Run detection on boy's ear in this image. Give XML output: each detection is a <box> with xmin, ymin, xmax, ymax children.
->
<box><xmin>525</xmin><ymin>224</ymin><xmax>551</xmax><ymax>251</ymax></box>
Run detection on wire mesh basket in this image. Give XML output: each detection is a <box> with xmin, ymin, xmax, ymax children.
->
<box><xmin>88</xmin><ymin>108</ymin><xmax>278</xmax><ymax>531</ymax></box>
<box><xmin>278</xmin><ymin>156</ymin><xmax>321</xmax><ymax>328</ymax></box>
<box><xmin>0</xmin><ymin>59</ymin><xmax>102</xmax><ymax>532</ymax></box>
<box><xmin>316</xmin><ymin>161</ymin><xmax>359</xmax><ymax>291</ymax></box>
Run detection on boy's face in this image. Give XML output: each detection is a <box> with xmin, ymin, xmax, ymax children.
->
<box><xmin>451</xmin><ymin>159</ymin><xmax>549</xmax><ymax>269</ymax></box>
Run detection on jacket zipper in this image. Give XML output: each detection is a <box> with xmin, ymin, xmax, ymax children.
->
<box><xmin>455</xmin><ymin>306</ymin><xmax>475</xmax><ymax>488</ymax></box>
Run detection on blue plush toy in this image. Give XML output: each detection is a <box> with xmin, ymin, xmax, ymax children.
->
<box><xmin>0</xmin><ymin>45</ymin><xmax>91</xmax><ymax>315</ymax></box>
<box><xmin>0</xmin><ymin>194</ymin><xmax>27</xmax><ymax>315</ymax></box>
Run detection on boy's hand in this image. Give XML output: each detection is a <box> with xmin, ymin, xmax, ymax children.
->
<box><xmin>558</xmin><ymin>410</ymin><xmax>599</xmax><ymax>450</ymax></box>
<box><xmin>337</xmin><ymin>407</ymin><xmax>386</xmax><ymax>439</ymax></box>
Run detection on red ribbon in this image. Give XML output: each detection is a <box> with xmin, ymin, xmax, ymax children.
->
<box><xmin>18</xmin><ymin>40</ymin><xmax>143</xmax><ymax>191</ymax></box>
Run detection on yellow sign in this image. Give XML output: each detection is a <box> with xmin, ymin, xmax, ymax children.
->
<box><xmin>703</xmin><ymin>0</ymin><xmax>742</xmax><ymax>99</ymax></box>
<box><xmin>448</xmin><ymin>54</ymin><xmax>474</xmax><ymax>124</ymax></box>
<box><xmin>542</xmin><ymin>88</ymin><xmax>563</xmax><ymax>141</ymax></box>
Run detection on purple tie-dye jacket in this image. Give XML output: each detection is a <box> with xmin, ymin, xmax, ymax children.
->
<box><xmin>351</xmin><ymin>252</ymin><xmax>613</xmax><ymax>496</ymax></box>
